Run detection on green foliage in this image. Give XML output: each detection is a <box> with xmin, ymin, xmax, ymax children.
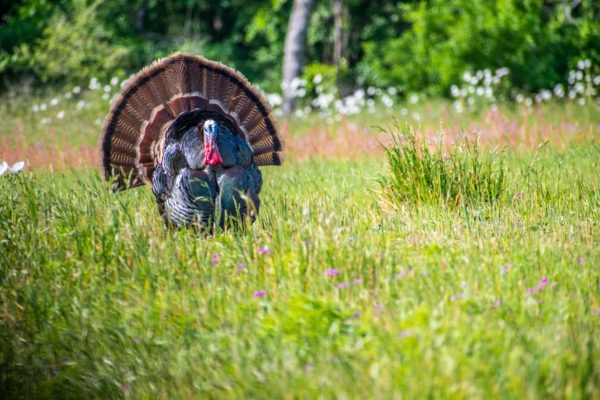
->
<box><xmin>379</xmin><ymin>126</ymin><xmax>505</xmax><ymax>206</ymax></box>
<box><xmin>29</xmin><ymin>1</ymin><xmax>129</xmax><ymax>83</ymax></box>
<box><xmin>1</xmin><ymin>0</ymin><xmax>600</xmax><ymax>98</ymax></box>
<box><xmin>362</xmin><ymin>0</ymin><xmax>600</xmax><ymax>95</ymax></box>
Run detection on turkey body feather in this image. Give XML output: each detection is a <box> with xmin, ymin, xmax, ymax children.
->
<box><xmin>100</xmin><ymin>53</ymin><xmax>283</xmax><ymax>228</ymax></box>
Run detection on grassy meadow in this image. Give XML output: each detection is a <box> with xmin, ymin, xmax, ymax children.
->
<box><xmin>1</xmin><ymin>89</ymin><xmax>600</xmax><ymax>398</ymax></box>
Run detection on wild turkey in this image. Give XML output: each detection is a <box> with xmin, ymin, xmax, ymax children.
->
<box><xmin>100</xmin><ymin>53</ymin><xmax>283</xmax><ymax>229</ymax></box>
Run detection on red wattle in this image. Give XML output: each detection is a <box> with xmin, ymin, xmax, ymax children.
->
<box><xmin>204</xmin><ymin>143</ymin><xmax>223</xmax><ymax>166</ymax></box>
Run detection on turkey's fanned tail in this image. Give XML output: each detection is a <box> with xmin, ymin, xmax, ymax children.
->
<box><xmin>101</xmin><ymin>52</ymin><xmax>283</xmax><ymax>191</ymax></box>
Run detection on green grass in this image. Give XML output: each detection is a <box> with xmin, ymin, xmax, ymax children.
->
<box><xmin>1</xmin><ymin>141</ymin><xmax>600</xmax><ymax>398</ymax></box>
<box><xmin>379</xmin><ymin>126</ymin><xmax>505</xmax><ymax>207</ymax></box>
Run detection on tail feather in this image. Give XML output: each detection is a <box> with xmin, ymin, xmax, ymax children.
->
<box><xmin>101</xmin><ymin>52</ymin><xmax>283</xmax><ymax>191</ymax></box>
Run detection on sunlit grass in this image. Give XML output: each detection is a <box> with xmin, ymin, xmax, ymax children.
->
<box><xmin>1</xmin><ymin>140</ymin><xmax>599</xmax><ymax>397</ymax></box>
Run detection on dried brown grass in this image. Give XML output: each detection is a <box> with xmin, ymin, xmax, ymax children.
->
<box><xmin>1</xmin><ymin>105</ymin><xmax>597</xmax><ymax>172</ymax></box>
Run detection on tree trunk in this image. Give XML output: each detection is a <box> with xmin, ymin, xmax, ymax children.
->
<box><xmin>282</xmin><ymin>0</ymin><xmax>316</xmax><ymax>115</ymax></box>
<box><xmin>135</xmin><ymin>0</ymin><xmax>148</xmax><ymax>34</ymax></box>
<box><xmin>332</xmin><ymin>0</ymin><xmax>350</xmax><ymax>97</ymax></box>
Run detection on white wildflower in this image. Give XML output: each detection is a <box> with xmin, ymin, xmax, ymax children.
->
<box><xmin>540</xmin><ymin>90</ymin><xmax>552</xmax><ymax>101</ymax></box>
<box><xmin>577</xmin><ymin>60</ymin><xmax>586</xmax><ymax>70</ymax></box>
<box><xmin>73</xmin><ymin>86</ymin><xmax>81</xmax><ymax>94</ymax></box>
<box><xmin>409</xmin><ymin>94</ymin><xmax>418</xmax><ymax>104</ymax></box>
<box><xmin>89</xmin><ymin>77</ymin><xmax>100</xmax><ymax>90</ymax></box>
<box><xmin>110</xmin><ymin>77</ymin><xmax>119</xmax><ymax>86</ymax></box>
<box><xmin>495</xmin><ymin>67</ymin><xmax>509</xmax><ymax>77</ymax></box>
<box><xmin>312</xmin><ymin>74</ymin><xmax>323</xmax><ymax>84</ymax></box>
<box><xmin>9</xmin><ymin>161</ymin><xmax>25</xmax><ymax>173</ymax></box>
<box><xmin>515</xmin><ymin>94</ymin><xmax>524</xmax><ymax>103</ymax></box>
<box><xmin>387</xmin><ymin>87</ymin><xmax>397</xmax><ymax>95</ymax></box>
<box><xmin>454</xmin><ymin>101</ymin><xmax>463</xmax><ymax>113</ymax></box>
<box><xmin>367</xmin><ymin>87</ymin><xmax>376</xmax><ymax>96</ymax></box>
<box><xmin>57</xmin><ymin>111</ymin><xmax>65</xmax><ymax>119</ymax></box>
<box><xmin>578</xmin><ymin>98</ymin><xmax>585</xmax><ymax>105</ymax></box>
<box><xmin>94</xmin><ymin>119</ymin><xmax>102</xmax><ymax>125</ymax></box>
<box><xmin>104</xmin><ymin>85</ymin><xmax>111</xmax><ymax>93</ymax></box>
<box><xmin>450</xmin><ymin>85</ymin><xmax>460</xmax><ymax>98</ymax></box>
<box><xmin>102</xmin><ymin>93</ymin><xmax>109</xmax><ymax>100</ymax></box>
<box><xmin>525</xmin><ymin>98</ymin><xmax>532</xmax><ymax>106</ymax></box>
<box><xmin>32</xmin><ymin>105</ymin><xmax>39</xmax><ymax>112</ymax></box>
<box><xmin>50</xmin><ymin>98</ymin><xmax>59</xmax><ymax>106</ymax></box>
<box><xmin>65</xmin><ymin>92</ymin><xmax>72</xmax><ymax>99</ymax></box>
<box><xmin>553</xmin><ymin>84</ymin><xmax>564</xmax><ymax>97</ymax></box>
<box><xmin>266</xmin><ymin>93</ymin><xmax>282</xmax><ymax>107</ymax></box>
<box><xmin>381</xmin><ymin>94</ymin><xmax>394</xmax><ymax>108</ymax></box>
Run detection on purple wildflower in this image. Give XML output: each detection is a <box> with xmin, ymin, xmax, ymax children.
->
<box><xmin>399</xmin><ymin>330</ymin><xmax>412</xmax><ymax>339</ymax></box>
<box><xmin>594</xmin><ymin>308</ymin><xmax>600</xmax><ymax>314</ymax></box>
<box><xmin>460</xmin><ymin>281</ymin><xmax>467</xmax><ymax>288</ymax></box>
<box><xmin>513</xmin><ymin>221</ymin><xmax>522</xmax><ymax>227</ymax></box>
<box><xmin>422</xmin><ymin>270</ymin><xmax>429</xmax><ymax>276</ymax></box>
<box><xmin>324</xmin><ymin>268</ymin><xmax>341</xmax><ymax>276</ymax></box>
<box><xmin>52</xmin><ymin>369</ymin><xmax>61</xmax><ymax>375</ymax></box>
<box><xmin>527</xmin><ymin>288</ymin><xmax>536</xmax><ymax>295</ymax></box>
<box><xmin>549</xmin><ymin>282</ymin><xmax>557</xmax><ymax>289</ymax></box>
<box><xmin>253</xmin><ymin>291</ymin><xmax>266</xmax><ymax>297</ymax></box>
<box><xmin>493</xmin><ymin>300</ymin><xmax>501</xmax><ymax>308</ymax></box>
<box><xmin>352</xmin><ymin>278</ymin><xmax>361</xmax><ymax>285</ymax></box>
<box><xmin>578</xmin><ymin>258</ymin><xmax>585</xmax><ymax>265</ymax></box>
<box><xmin>134</xmin><ymin>338</ymin><xmax>141</xmax><ymax>344</ymax></box>
<box><xmin>500</xmin><ymin>264</ymin><xmax>510</xmax><ymax>275</ymax></box>
<box><xmin>450</xmin><ymin>293</ymin><xmax>463</xmax><ymax>301</ymax></box>
<box><xmin>395</xmin><ymin>269</ymin><xmax>409</xmax><ymax>279</ymax></box>
<box><xmin>353</xmin><ymin>312</ymin><xmax>361</xmax><ymax>318</ymax></box>
<box><xmin>374</xmin><ymin>304</ymin><xmax>383</xmax><ymax>312</ymax></box>
<box><xmin>336</xmin><ymin>282</ymin><xmax>349</xmax><ymax>289</ymax></box>
<box><xmin>258</xmin><ymin>247</ymin><xmax>270</xmax><ymax>255</ymax></box>
<box><xmin>60</xmin><ymin>358</ymin><xmax>69</xmax><ymax>364</ymax></box>
<box><xmin>237</xmin><ymin>264</ymin><xmax>246</xmax><ymax>271</ymax></box>
<box><xmin>304</xmin><ymin>364</ymin><xmax>314</xmax><ymax>371</ymax></box>
<box><xmin>123</xmin><ymin>383</ymin><xmax>131</xmax><ymax>393</ymax></box>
